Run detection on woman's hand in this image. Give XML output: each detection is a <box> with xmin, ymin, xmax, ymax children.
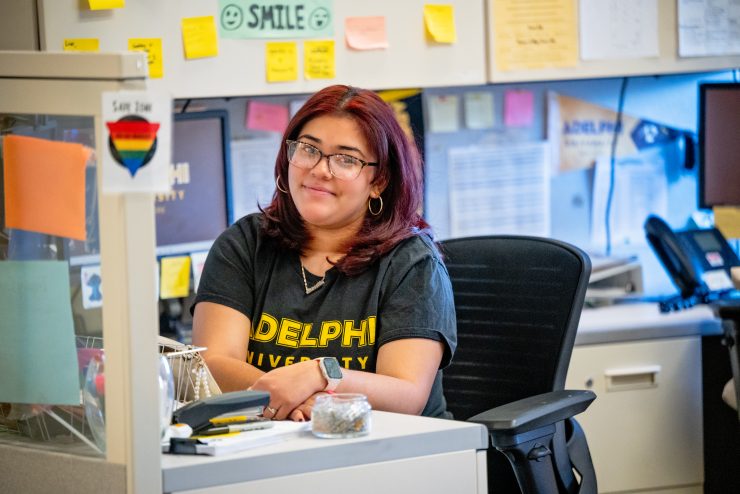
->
<box><xmin>287</xmin><ymin>392</ymin><xmax>327</xmax><ymax>421</ymax></box>
<box><xmin>250</xmin><ymin>359</ymin><xmax>325</xmax><ymax>420</ymax></box>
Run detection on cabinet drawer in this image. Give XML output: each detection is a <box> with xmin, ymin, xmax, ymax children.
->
<box><xmin>566</xmin><ymin>337</ymin><xmax>703</xmax><ymax>493</ymax></box>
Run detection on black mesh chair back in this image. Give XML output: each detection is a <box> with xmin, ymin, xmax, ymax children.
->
<box><xmin>441</xmin><ymin>235</ymin><xmax>592</xmax><ymax>493</ymax></box>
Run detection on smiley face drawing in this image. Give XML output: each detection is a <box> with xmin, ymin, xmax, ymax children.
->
<box><xmin>308</xmin><ymin>7</ymin><xmax>331</xmax><ymax>30</ymax></box>
<box><xmin>221</xmin><ymin>4</ymin><xmax>244</xmax><ymax>31</ymax></box>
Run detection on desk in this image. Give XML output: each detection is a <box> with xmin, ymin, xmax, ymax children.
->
<box><xmin>161</xmin><ymin>411</ymin><xmax>488</xmax><ymax>494</ymax></box>
<box><xmin>569</xmin><ymin>303</ymin><xmax>726</xmax><ymax>494</ymax></box>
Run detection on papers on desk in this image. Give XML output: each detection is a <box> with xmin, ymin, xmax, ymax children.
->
<box><xmin>168</xmin><ymin>420</ymin><xmax>310</xmax><ymax>456</ymax></box>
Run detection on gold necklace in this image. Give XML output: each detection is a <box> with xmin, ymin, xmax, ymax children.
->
<box><xmin>301</xmin><ymin>264</ymin><xmax>326</xmax><ymax>294</ymax></box>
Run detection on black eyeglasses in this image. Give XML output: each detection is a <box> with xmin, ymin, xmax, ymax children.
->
<box><xmin>286</xmin><ymin>140</ymin><xmax>378</xmax><ymax>181</ymax></box>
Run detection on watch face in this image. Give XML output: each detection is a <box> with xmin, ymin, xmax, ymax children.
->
<box><xmin>323</xmin><ymin>357</ymin><xmax>343</xmax><ymax>379</ymax></box>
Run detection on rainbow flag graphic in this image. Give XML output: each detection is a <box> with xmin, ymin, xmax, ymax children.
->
<box><xmin>106</xmin><ymin>116</ymin><xmax>160</xmax><ymax>177</ymax></box>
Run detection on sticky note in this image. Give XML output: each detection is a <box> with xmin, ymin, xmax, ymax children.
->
<box><xmin>713</xmin><ymin>206</ymin><xmax>740</xmax><ymax>239</ymax></box>
<box><xmin>160</xmin><ymin>256</ymin><xmax>192</xmax><ymax>299</ymax></box>
<box><xmin>427</xmin><ymin>94</ymin><xmax>460</xmax><ymax>133</ymax></box>
<box><xmin>304</xmin><ymin>40</ymin><xmax>335</xmax><ymax>80</ymax></box>
<box><xmin>88</xmin><ymin>0</ymin><xmax>124</xmax><ymax>9</ymax></box>
<box><xmin>464</xmin><ymin>91</ymin><xmax>495</xmax><ymax>130</ymax></box>
<box><xmin>345</xmin><ymin>16</ymin><xmax>389</xmax><ymax>50</ymax></box>
<box><xmin>0</xmin><ymin>261</ymin><xmax>81</xmax><ymax>405</ymax></box>
<box><xmin>266</xmin><ymin>41</ymin><xmax>298</xmax><ymax>82</ymax></box>
<box><xmin>424</xmin><ymin>4</ymin><xmax>456</xmax><ymax>43</ymax></box>
<box><xmin>128</xmin><ymin>38</ymin><xmax>164</xmax><ymax>78</ymax></box>
<box><xmin>182</xmin><ymin>16</ymin><xmax>219</xmax><ymax>59</ymax></box>
<box><xmin>63</xmin><ymin>38</ymin><xmax>100</xmax><ymax>52</ymax></box>
<box><xmin>3</xmin><ymin>135</ymin><xmax>89</xmax><ymax>240</ymax></box>
<box><xmin>246</xmin><ymin>100</ymin><xmax>289</xmax><ymax>134</ymax></box>
<box><xmin>504</xmin><ymin>90</ymin><xmax>534</xmax><ymax>127</ymax></box>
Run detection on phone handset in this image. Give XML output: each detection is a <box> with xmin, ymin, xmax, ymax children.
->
<box><xmin>644</xmin><ymin>215</ymin><xmax>706</xmax><ymax>299</ymax></box>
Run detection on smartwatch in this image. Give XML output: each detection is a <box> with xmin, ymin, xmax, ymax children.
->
<box><xmin>315</xmin><ymin>357</ymin><xmax>343</xmax><ymax>391</ymax></box>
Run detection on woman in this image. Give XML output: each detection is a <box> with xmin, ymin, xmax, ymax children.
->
<box><xmin>192</xmin><ymin>85</ymin><xmax>456</xmax><ymax>421</ymax></box>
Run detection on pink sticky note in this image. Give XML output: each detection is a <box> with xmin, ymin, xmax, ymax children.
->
<box><xmin>246</xmin><ymin>100</ymin><xmax>289</xmax><ymax>134</ymax></box>
<box><xmin>345</xmin><ymin>16</ymin><xmax>389</xmax><ymax>50</ymax></box>
<box><xmin>504</xmin><ymin>90</ymin><xmax>534</xmax><ymax>127</ymax></box>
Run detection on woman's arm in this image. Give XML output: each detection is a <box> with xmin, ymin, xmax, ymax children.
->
<box><xmin>191</xmin><ymin>301</ymin><xmax>265</xmax><ymax>391</ymax></box>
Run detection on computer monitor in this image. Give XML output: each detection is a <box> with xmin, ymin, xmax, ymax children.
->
<box><xmin>698</xmin><ymin>82</ymin><xmax>740</xmax><ymax>209</ymax></box>
<box><xmin>155</xmin><ymin>110</ymin><xmax>233</xmax><ymax>256</ymax></box>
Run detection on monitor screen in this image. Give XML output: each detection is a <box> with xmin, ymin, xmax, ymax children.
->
<box><xmin>155</xmin><ymin>110</ymin><xmax>232</xmax><ymax>256</ymax></box>
<box><xmin>698</xmin><ymin>83</ymin><xmax>740</xmax><ymax>209</ymax></box>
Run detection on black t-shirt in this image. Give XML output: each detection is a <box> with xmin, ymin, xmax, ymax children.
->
<box><xmin>193</xmin><ymin>213</ymin><xmax>457</xmax><ymax>417</ymax></box>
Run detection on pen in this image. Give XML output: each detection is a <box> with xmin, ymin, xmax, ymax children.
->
<box><xmin>198</xmin><ymin>421</ymin><xmax>274</xmax><ymax>436</ymax></box>
<box><xmin>209</xmin><ymin>415</ymin><xmax>266</xmax><ymax>425</ymax></box>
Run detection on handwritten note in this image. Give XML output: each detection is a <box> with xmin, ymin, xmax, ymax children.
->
<box><xmin>3</xmin><ymin>135</ymin><xmax>89</xmax><ymax>240</ymax></box>
<box><xmin>504</xmin><ymin>90</ymin><xmax>534</xmax><ymax>127</ymax></box>
<box><xmin>218</xmin><ymin>0</ymin><xmax>334</xmax><ymax>39</ymax></box>
<box><xmin>345</xmin><ymin>16</ymin><xmax>389</xmax><ymax>50</ymax></box>
<box><xmin>424</xmin><ymin>4</ymin><xmax>457</xmax><ymax>43</ymax></box>
<box><xmin>0</xmin><ymin>261</ymin><xmax>81</xmax><ymax>405</ymax></box>
<box><xmin>88</xmin><ymin>0</ymin><xmax>124</xmax><ymax>9</ymax></box>
<box><xmin>160</xmin><ymin>256</ymin><xmax>191</xmax><ymax>299</ymax></box>
<box><xmin>464</xmin><ymin>91</ymin><xmax>495</xmax><ymax>130</ymax></box>
<box><xmin>493</xmin><ymin>0</ymin><xmax>578</xmax><ymax>71</ymax></box>
<box><xmin>246</xmin><ymin>100</ymin><xmax>289</xmax><ymax>133</ymax></box>
<box><xmin>427</xmin><ymin>94</ymin><xmax>460</xmax><ymax>133</ymax></box>
<box><xmin>63</xmin><ymin>38</ymin><xmax>99</xmax><ymax>52</ymax></box>
<box><xmin>304</xmin><ymin>40</ymin><xmax>335</xmax><ymax>79</ymax></box>
<box><xmin>266</xmin><ymin>41</ymin><xmax>298</xmax><ymax>82</ymax></box>
<box><xmin>128</xmin><ymin>38</ymin><xmax>164</xmax><ymax>78</ymax></box>
<box><xmin>182</xmin><ymin>16</ymin><xmax>219</xmax><ymax>59</ymax></box>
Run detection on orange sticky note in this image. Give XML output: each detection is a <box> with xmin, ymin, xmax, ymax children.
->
<box><xmin>345</xmin><ymin>16</ymin><xmax>389</xmax><ymax>50</ymax></box>
<box><xmin>181</xmin><ymin>16</ymin><xmax>219</xmax><ymax>59</ymax></box>
<box><xmin>3</xmin><ymin>135</ymin><xmax>90</xmax><ymax>240</ymax></box>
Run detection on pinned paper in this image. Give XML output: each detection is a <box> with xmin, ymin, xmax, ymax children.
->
<box><xmin>182</xmin><ymin>16</ymin><xmax>219</xmax><ymax>59</ymax></box>
<box><xmin>160</xmin><ymin>256</ymin><xmax>192</xmax><ymax>299</ymax></box>
<box><xmin>464</xmin><ymin>91</ymin><xmax>495</xmax><ymax>130</ymax></box>
<box><xmin>3</xmin><ymin>135</ymin><xmax>89</xmax><ymax>240</ymax></box>
<box><xmin>128</xmin><ymin>38</ymin><xmax>164</xmax><ymax>78</ymax></box>
<box><xmin>63</xmin><ymin>38</ymin><xmax>99</xmax><ymax>52</ymax></box>
<box><xmin>304</xmin><ymin>40</ymin><xmax>335</xmax><ymax>79</ymax></box>
<box><xmin>504</xmin><ymin>90</ymin><xmax>534</xmax><ymax>127</ymax></box>
<box><xmin>0</xmin><ymin>261</ymin><xmax>81</xmax><ymax>405</ymax></box>
<box><xmin>81</xmin><ymin>265</ymin><xmax>103</xmax><ymax>310</ymax></box>
<box><xmin>246</xmin><ymin>100</ymin><xmax>289</xmax><ymax>134</ymax></box>
<box><xmin>713</xmin><ymin>206</ymin><xmax>740</xmax><ymax>239</ymax></box>
<box><xmin>345</xmin><ymin>16</ymin><xmax>389</xmax><ymax>50</ymax></box>
<box><xmin>190</xmin><ymin>251</ymin><xmax>209</xmax><ymax>292</ymax></box>
<box><xmin>427</xmin><ymin>94</ymin><xmax>459</xmax><ymax>133</ymax></box>
<box><xmin>88</xmin><ymin>0</ymin><xmax>124</xmax><ymax>9</ymax></box>
<box><xmin>423</xmin><ymin>4</ymin><xmax>456</xmax><ymax>43</ymax></box>
<box><xmin>266</xmin><ymin>41</ymin><xmax>298</xmax><ymax>82</ymax></box>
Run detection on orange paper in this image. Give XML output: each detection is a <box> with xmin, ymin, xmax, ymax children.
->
<box><xmin>3</xmin><ymin>135</ymin><xmax>90</xmax><ymax>240</ymax></box>
<box><xmin>345</xmin><ymin>16</ymin><xmax>389</xmax><ymax>50</ymax></box>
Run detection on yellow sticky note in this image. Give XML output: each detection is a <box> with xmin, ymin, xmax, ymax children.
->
<box><xmin>160</xmin><ymin>256</ymin><xmax>192</xmax><ymax>299</ymax></box>
<box><xmin>63</xmin><ymin>38</ymin><xmax>99</xmax><ymax>52</ymax></box>
<box><xmin>88</xmin><ymin>0</ymin><xmax>124</xmax><ymax>9</ymax></box>
<box><xmin>304</xmin><ymin>40</ymin><xmax>335</xmax><ymax>80</ymax></box>
<box><xmin>181</xmin><ymin>16</ymin><xmax>218</xmax><ymax>59</ymax></box>
<box><xmin>266</xmin><ymin>42</ymin><xmax>298</xmax><ymax>82</ymax></box>
<box><xmin>713</xmin><ymin>206</ymin><xmax>740</xmax><ymax>239</ymax></box>
<box><xmin>128</xmin><ymin>38</ymin><xmax>164</xmax><ymax>78</ymax></box>
<box><xmin>424</xmin><ymin>4</ymin><xmax>456</xmax><ymax>43</ymax></box>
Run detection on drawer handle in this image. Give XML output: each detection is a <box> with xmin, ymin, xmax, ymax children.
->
<box><xmin>604</xmin><ymin>365</ymin><xmax>661</xmax><ymax>391</ymax></box>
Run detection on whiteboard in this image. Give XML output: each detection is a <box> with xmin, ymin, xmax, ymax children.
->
<box><xmin>38</xmin><ymin>0</ymin><xmax>487</xmax><ymax>99</ymax></box>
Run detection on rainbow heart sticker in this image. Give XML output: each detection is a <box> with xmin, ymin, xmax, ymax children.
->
<box><xmin>106</xmin><ymin>115</ymin><xmax>161</xmax><ymax>177</ymax></box>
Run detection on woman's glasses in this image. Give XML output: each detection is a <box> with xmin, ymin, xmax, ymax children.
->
<box><xmin>286</xmin><ymin>140</ymin><xmax>377</xmax><ymax>181</ymax></box>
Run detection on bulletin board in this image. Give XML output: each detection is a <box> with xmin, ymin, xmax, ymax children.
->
<box><xmin>486</xmin><ymin>0</ymin><xmax>740</xmax><ymax>83</ymax></box>
<box><xmin>38</xmin><ymin>0</ymin><xmax>487</xmax><ymax>99</ymax></box>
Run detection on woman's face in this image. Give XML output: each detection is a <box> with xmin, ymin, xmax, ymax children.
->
<box><xmin>287</xmin><ymin>114</ymin><xmax>381</xmax><ymax>232</ymax></box>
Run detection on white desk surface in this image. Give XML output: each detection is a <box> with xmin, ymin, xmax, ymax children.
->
<box><xmin>161</xmin><ymin>411</ymin><xmax>488</xmax><ymax>493</ymax></box>
<box><xmin>577</xmin><ymin>303</ymin><xmax>721</xmax><ymax>346</ymax></box>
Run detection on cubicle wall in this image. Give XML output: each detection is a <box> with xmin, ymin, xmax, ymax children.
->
<box><xmin>38</xmin><ymin>0</ymin><xmax>487</xmax><ymax>99</ymax></box>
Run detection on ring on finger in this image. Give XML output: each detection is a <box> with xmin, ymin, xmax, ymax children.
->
<box><xmin>265</xmin><ymin>406</ymin><xmax>277</xmax><ymax>416</ymax></box>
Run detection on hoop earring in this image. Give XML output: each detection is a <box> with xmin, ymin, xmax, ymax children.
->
<box><xmin>368</xmin><ymin>196</ymin><xmax>383</xmax><ymax>216</ymax></box>
<box><xmin>276</xmin><ymin>175</ymin><xmax>288</xmax><ymax>194</ymax></box>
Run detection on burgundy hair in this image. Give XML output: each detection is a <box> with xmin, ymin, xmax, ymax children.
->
<box><xmin>260</xmin><ymin>85</ymin><xmax>432</xmax><ymax>276</ymax></box>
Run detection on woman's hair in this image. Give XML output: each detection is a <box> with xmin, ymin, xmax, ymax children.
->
<box><xmin>261</xmin><ymin>84</ymin><xmax>431</xmax><ymax>276</ymax></box>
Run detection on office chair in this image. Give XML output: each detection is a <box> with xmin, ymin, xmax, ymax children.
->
<box><xmin>441</xmin><ymin>235</ymin><xmax>596</xmax><ymax>494</ymax></box>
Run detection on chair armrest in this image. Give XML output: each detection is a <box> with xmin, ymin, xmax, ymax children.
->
<box><xmin>468</xmin><ymin>389</ymin><xmax>595</xmax><ymax>436</ymax></box>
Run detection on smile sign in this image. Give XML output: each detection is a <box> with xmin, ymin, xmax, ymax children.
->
<box><xmin>219</xmin><ymin>0</ymin><xmax>333</xmax><ymax>38</ymax></box>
